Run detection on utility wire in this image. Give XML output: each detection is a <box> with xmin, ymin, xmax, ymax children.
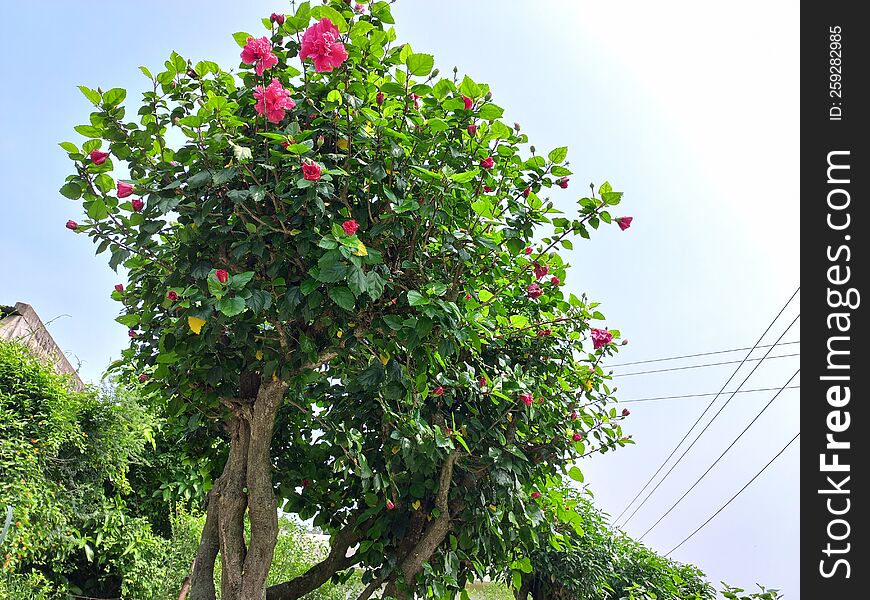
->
<box><xmin>665</xmin><ymin>432</ymin><xmax>800</xmax><ymax>557</ymax></box>
<box><xmin>612</xmin><ymin>353</ymin><xmax>799</xmax><ymax>378</ymax></box>
<box><xmin>612</xmin><ymin>286</ymin><xmax>800</xmax><ymax>526</ymax></box>
<box><xmin>619</xmin><ymin>312</ymin><xmax>800</xmax><ymax>528</ymax></box>
<box><xmin>638</xmin><ymin>369</ymin><xmax>800</xmax><ymax>541</ymax></box>
<box><xmin>621</xmin><ymin>385</ymin><xmax>800</xmax><ymax>404</ymax></box>
<box><xmin>607</xmin><ymin>340</ymin><xmax>800</xmax><ymax>368</ymax></box>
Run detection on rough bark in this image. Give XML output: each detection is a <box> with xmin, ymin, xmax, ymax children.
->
<box><xmin>266</xmin><ymin>520</ymin><xmax>362</xmax><ymax>600</ymax></box>
<box><xmin>387</xmin><ymin>451</ymin><xmax>460</xmax><ymax>599</ymax></box>
<box><xmin>240</xmin><ymin>379</ymin><xmax>288</xmax><ymax>600</ymax></box>
<box><xmin>219</xmin><ymin>416</ymin><xmax>251</xmax><ymax>600</ymax></box>
<box><xmin>187</xmin><ymin>488</ymin><xmax>220</xmax><ymax>600</ymax></box>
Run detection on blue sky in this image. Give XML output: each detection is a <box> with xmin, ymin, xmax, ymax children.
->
<box><xmin>0</xmin><ymin>1</ymin><xmax>800</xmax><ymax>597</ymax></box>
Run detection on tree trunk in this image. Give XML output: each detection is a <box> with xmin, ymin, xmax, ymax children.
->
<box><xmin>219</xmin><ymin>416</ymin><xmax>251</xmax><ymax>600</ymax></box>
<box><xmin>188</xmin><ymin>488</ymin><xmax>221</xmax><ymax>600</ymax></box>
<box><xmin>240</xmin><ymin>380</ymin><xmax>287</xmax><ymax>600</ymax></box>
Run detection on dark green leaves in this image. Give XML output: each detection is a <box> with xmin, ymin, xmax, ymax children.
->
<box><xmin>328</xmin><ymin>286</ymin><xmax>355</xmax><ymax>311</ymax></box>
<box><xmin>217</xmin><ymin>296</ymin><xmax>246</xmax><ymax>316</ymax></box>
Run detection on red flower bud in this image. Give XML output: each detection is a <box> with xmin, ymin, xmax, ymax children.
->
<box><xmin>138</xmin><ymin>373</ymin><xmax>150</xmax><ymax>383</ymax></box>
<box><xmin>524</xmin><ymin>247</ymin><xmax>533</xmax><ymax>255</ymax></box>
<box><xmin>302</xmin><ymin>479</ymin><xmax>310</xmax><ymax>487</ymax></box>
<box><xmin>89</xmin><ymin>149</ymin><xmax>109</xmax><ymax>165</ymax></box>
<box><xmin>622</xmin><ymin>408</ymin><xmax>631</xmax><ymax>417</ymax></box>
<box><xmin>270</xmin><ymin>12</ymin><xmax>285</xmax><ymax>25</ymax></box>
<box><xmin>386</xmin><ymin>500</ymin><xmax>396</xmax><ymax>510</ymax></box>
<box><xmin>355</xmin><ymin>3</ymin><xmax>365</xmax><ymax>13</ymax></box>
<box><xmin>573</xmin><ymin>433</ymin><xmax>583</xmax><ymax>442</ymax></box>
<box><xmin>432</xmin><ymin>385</ymin><xmax>445</xmax><ymax>397</ymax></box>
<box><xmin>550</xmin><ymin>276</ymin><xmax>561</xmax><ymax>286</ymax></box>
<box><xmin>531</xmin><ymin>491</ymin><xmax>541</xmax><ymax>499</ymax></box>
<box><xmin>342</xmin><ymin>219</ymin><xmax>360</xmax><ymax>236</ymax></box>
<box><xmin>467</xmin><ymin>123</ymin><xmax>477</xmax><ymax>135</ymax></box>
<box><xmin>519</xmin><ymin>393</ymin><xmax>533</xmax><ymax>406</ymax></box>
<box><xmin>478</xmin><ymin>377</ymin><xmax>486</xmax><ymax>386</ymax></box>
<box><xmin>537</xmin><ymin>329</ymin><xmax>552</xmax><ymax>337</ymax></box>
<box><xmin>464</xmin><ymin>293</ymin><xmax>472</xmax><ymax>300</ymax></box>
<box><xmin>66</xmin><ymin>220</ymin><xmax>78</xmax><ymax>231</ymax></box>
<box><xmin>616</xmin><ymin>216</ymin><xmax>633</xmax><ymax>231</ymax></box>
<box><xmin>480</xmin><ymin>156</ymin><xmax>494</xmax><ymax>169</ymax></box>
<box><xmin>483</xmin><ymin>185</ymin><xmax>494</xmax><ymax>193</ymax></box>
<box><xmin>522</xmin><ymin>187</ymin><xmax>531</xmax><ymax>198</ymax></box>
<box><xmin>167</xmin><ymin>291</ymin><xmax>178</xmax><ymax>301</ymax></box>
<box><xmin>376</xmin><ymin>91</ymin><xmax>385</xmax><ymax>105</ymax></box>
<box><xmin>114</xmin><ymin>284</ymin><xmax>124</xmax><ymax>293</ymax></box>
<box><xmin>570</xmin><ymin>410</ymin><xmax>578</xmax><ymax>420</ymax></box>
<box><xmin>116</xmin><ymin>182</ymin><xmax>134</xmax><ymax>198</ymax></box>
<box><xmin>128</xmin><ymin>329</ymin><xmax>138</xmax><ymax>338</ymax></box>
<box><xmin>462</xmin><ymin>95</ymin><xmax>474</xmax><ymax>110</ymax></box>
<box><xmin>533</xmin><ymin>263</ymin><xmax>549</xmax><ymax>279</ymax></box>
<box><xmin>131</xmin><ymin>198</ymin><xmax>144</xmax><ymax>212</ymax></box>
<box><xmin>281</xmin><ymin>141</ymin><xmax>290</xmax><ymax>150</ymax></box>
<box><xmin>216</xmin><ymin>269</ymin><xmax>230</xmax><ymax>284</ymax></box>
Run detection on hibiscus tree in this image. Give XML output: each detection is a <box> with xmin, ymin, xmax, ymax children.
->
<box><xmin>59</xmin><ymin>2</ymin><xmax>631</xmax><ymax>599</ymax></box>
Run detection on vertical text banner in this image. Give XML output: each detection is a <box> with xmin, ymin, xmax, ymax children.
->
<box><xmin>803</xmin><ymin>3</ymin><xmax>867</xmax><ymax>596</ymax></box>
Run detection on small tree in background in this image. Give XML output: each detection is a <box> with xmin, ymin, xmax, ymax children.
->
<box><xmin>59</xmin><ymin>1</ymin><xmax>634</xmax><ymax>598</ymax></box>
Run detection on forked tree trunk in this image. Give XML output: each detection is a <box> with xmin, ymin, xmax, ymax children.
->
<box><xmin>187</xmin><ymin>379</ymin><xmax>287</xmax><ymax>600</ymax></box>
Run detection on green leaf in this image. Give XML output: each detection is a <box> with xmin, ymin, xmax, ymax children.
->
<box><xmin>87</xmin><ymin>198</ymin><xmax>108</xmax><ymax>220</ymax></box>
<box><xmin>450</xmin><ymin>170</ymin><xmax>479</xmax><ymax>184</ymax></box>
<box><xmin>59</xmin><ymin>182</ymin><xmax>83</xmax><ymax>200</ymax></box>
<box><xmin>365</xmin><ymin>272</ymin><xmax>385</xmax><ymax>300</ymax></box>
<box><xmin>477</xmin><ymin>289</ymin><xmax>494</xmax><ymax>303</ymax></box>
<box><xmin>115</xmin><ymin>314</ymin><xmax>140</xmax><ymax>327</ymax></box>
<box><xmin>229</xmin><ymin>271</ymin><xmax>255</xmax><ymax>291</ymax></box>
<box><xmin>187</xmin><ymin>171</ymin><xmax>212</xmax><ymax>188</ymax></box>
<box><xmin>328</xmin><ymin>286</ymin><xmax>355</xmax><ymax>311</ymax></box>
<box><xmin>232</xmin><ymin>32</ymin><xmax>253</xmax><ymax>48</ymax></box>
<box><xmin>78</xmin><ymin>86</ymin><xmax>101</xmax><ymax>106</ymax></box>
<box><xmin>217</xmin><ymin>296</ymin><xmax>246</xmax><ymax>316</ymax></box>
<box><xmin>74</xmin><ymin>125</ymin><xmax>103</xmax><ymax>138</ymax></box>
<box><xmin>478</xmin><ymin>104</ymin><xmax>504</xmax><ymax>120</ymax></box>
<box><xmin>548</xmin><ymin>146</ymin><xmax>569</xmax><ymax>163</ymax></box>
<box><xmin>509</xmin><ymin>315</ymin><xmax>529</xmax><ymax>328</ymax></box>
<box><xmin>406</xmin><ymin>53</ymin><xmax>434</xmax><ymax>76</ymax></box>
<box><xmin>102</xmin><ymin>88</ymin><xmax>126</xmax><ymax>107</ymax></box>
<box><xmin>348</xmin><ymin>267</ymin><xmax>368</xmax><ymax>297</ymax></box>
<box><xmin>511</xmin><ymin>571</ymin><xmax>522</xmax><ymax>591</ymax></box>
<box><xmin>407</xmin><ymin>290</ymin><xmax>428</xmax><ymax>306</ymax></box>
<box><xmin>94</xmin><ymin>173</ymin><xmax>114</xmax><ymax>193</ymax></box>
<box><xmin>316</xmin><ymin>262</ymin><xmax>348</xmax><ymax>283</ymax></box>
<box><xmin>310</xmin><ymin>6</ymin><xmax>348</xmax><ymax>32</ymax></box>
<box><xmin>568</xmin><ymin>466</ymin><xmax>584</xmax><ymax>483</ymax></box>
<box><xmin>459</xmin><ymin>75</ymin><xmax>481</xmax><ymax>99</ymax></box>
<box><xmin>326</xmin><ymin>89</ymin><xmax>343</xmax><ymax>105</ymax></box>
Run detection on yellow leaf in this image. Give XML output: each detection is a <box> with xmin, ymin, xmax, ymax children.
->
<box><xmin>585</xmin><ymin>380</ymin><xmax>593</xmax><ymax>390</ymax></box>
<box><xmin>379</xmin><ymin>352</ymin><xmax>390</xmax><ymax>365</ymax></box>
<box><xmin>353</xmin><ymin>241</ymin><xmax>368</xmax><ymax>257</ymax></box>
<box><xmin>489</xmin><ymin>504</ymin><xmax>497</xmax><ymax>511</ymax></box>
<box><xmin>507</xmin><ymin>413</ymin><xmax>513</xmax><ymax>422</ymax></box>
<box><xmin>336</xmin><ymin>329</ymin><xmax>343</xmax><ymax>338</ymax></box>
<box><xmin>391</xmin><ymin>446</ymin><xmax>399</xmax><ymax>454</ymax></box>
<box><xmin>272</xmin><ymin>373</ymin><xmax>278</xmax><ymax>381</ymax></box>
<box><xmin>255</xmin><ymin>350</ymin><xmax>263</xmax><ymax>360</ymax></box>
<box><xmin>336</xmin><ymin>137</ymin><xmax>350</xmax><ymax>151</ymax></box>
<box><xmin>187</xmin><ymin>316</ymin><xmax>206</xmax><ymax>334</ymax></box>
<box><xmin>412</xmin><ymin>500</ymin><xmax>421</xmax><ymax>510</ymax></box>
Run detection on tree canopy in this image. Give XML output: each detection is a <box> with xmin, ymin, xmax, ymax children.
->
<box><xmin>59</xmin><ymin>2</ymin><xmax>634</xmax><ymax>598</ymax></box>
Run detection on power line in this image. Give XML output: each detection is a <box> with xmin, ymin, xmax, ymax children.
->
<box><xmin>638</xmin><ymin>369</ymin><xmax>800</xmax><ymax>541</ymax></box>
<box><xmin>621</xmin><ymin>385</ymin><xmax>800</xmax><ymax>404</ymax></box>
<box><xmin>619</xmin><ymin>312</ymin><xmax>800</xmax><ymax>528</ymax></box>
<box><xmin>612</xmin><ymin>352</ymin><xmax>799</xmax><ymax>378</ymax></box>
<box><xmin>612</xmin><ymin>286</ymin><xmax>799</xmax><ymax>526</ymax></box>
<box><xmin>607</xmin><ymin>340</ymin><xmax>800</xmax><ymax>368</ymax></box>
<box><xmin>665</xmin><ymin>432</ymin><xmax>800</xmax><ymax>557</ymax></box>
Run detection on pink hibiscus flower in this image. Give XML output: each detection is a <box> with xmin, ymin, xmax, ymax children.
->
<box><xmin>590</xmin><ymin>328</ymin><xmax>613</xmax><ymax>349</ymax></box>
<box><xmin>253</xmin><ymin>78</ymin><xmax>296</xmax><ymax>124</ymax></box>
<box><xmin>300</xmin><ymin>18</ymin><xmax>349</xmax><ymax>73</ymax></box>
<box><xmin>241</xmin><ymin>36</ymin><xmax>279</xmax><ymax>76</ymax></box>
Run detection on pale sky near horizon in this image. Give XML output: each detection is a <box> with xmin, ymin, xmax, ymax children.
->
<box><xmin>0</xmin><ymin>1</ymin><xmax>800</xmax><ymax>598</ymax></box>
